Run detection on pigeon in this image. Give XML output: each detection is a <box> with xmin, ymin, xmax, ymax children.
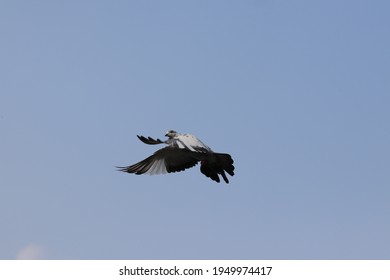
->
<box><xmin>117</xmin><ymin>130</ymin><xmax>235</xmax><ymax>183</ymax></box>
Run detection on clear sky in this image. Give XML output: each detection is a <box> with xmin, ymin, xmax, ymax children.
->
<box><xmin>1</xmin><ymin>0</ymin><xmax>389</xmax><ymax>259</ymax></box>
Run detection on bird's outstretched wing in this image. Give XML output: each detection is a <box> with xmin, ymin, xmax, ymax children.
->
<box><xmin>117</xmin><ymin>147</ymin><xmax>199</xmax><ymax>175</ymax></box>
<box><xmin>137</xmin><ymin>135</ymin><xmax>165</xmax><ymax>145</ymax></box>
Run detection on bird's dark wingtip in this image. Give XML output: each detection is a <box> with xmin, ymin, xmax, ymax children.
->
<box><xmin>137</xmin><ymin>135</ymin><xmax>164</xmax><ymax>145</ymax></box>
<box><xmin>115</xmin><ymin>166</ymin><xmax>128</xmax><ymax>172</ymax></box>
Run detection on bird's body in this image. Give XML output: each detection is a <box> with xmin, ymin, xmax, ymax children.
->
<box><xmin>117</xmin><ymin>130</ymin><xmax>234</xmax><ymax>183</ymax></box>
<box><xmin>166</xmin><ymin>133</ymin><xmax>212</xmax><ymax>152</ymax></box>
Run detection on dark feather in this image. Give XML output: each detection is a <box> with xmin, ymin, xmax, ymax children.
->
<box><xmin>200</xmin><ymin>153</ymin><xmax>234</xmax><ymax>183</ymax></box>
<box><xmin>137</xmin><ymin>135</ymin><xmax>165</xmax><ymax>145</ymax></box>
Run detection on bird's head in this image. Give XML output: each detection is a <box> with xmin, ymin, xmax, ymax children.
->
<box><xmin>165</xmin><ymin>130</ymin><xmax>177</xmax><ymax>138</ymax></box>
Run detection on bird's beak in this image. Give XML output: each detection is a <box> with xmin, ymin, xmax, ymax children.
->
<box><xmin>165</xmin><ymin>133</ymin><xmax>168</xmax><ymax>137</ymax></box>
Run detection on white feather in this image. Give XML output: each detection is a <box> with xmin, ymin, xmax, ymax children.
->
<box><xmin>173</xmin><ymin>133</ymin><xmax>212</xmax><ymax>152</ymax></box>
<box><xmin>145</xmin><ymin>159</ymin><xmax>167</xmax><ymax>175</ymax></box>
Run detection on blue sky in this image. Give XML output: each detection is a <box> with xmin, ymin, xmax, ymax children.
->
<box><xmin>1</xmin><ymin>0</ymin><xmax>389</xmax><ymax>259</ymax></box>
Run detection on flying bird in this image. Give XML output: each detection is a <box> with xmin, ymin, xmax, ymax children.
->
<box><xmin>117</xmin><ymin>130</ymin><xmax>235</xmax><ymax>183</ymax></box>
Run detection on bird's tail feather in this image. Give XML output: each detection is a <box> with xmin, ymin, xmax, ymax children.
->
<box><xmin>200</xmin><ymin>153</ymin><xmax>235</xmax><ymax>183</ymax></box>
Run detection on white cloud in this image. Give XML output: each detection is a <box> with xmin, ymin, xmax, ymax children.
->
<box><xmin>16</xmin><ymin>244</ymin><xmax>47</xmax><ymax>260</ymax></box>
